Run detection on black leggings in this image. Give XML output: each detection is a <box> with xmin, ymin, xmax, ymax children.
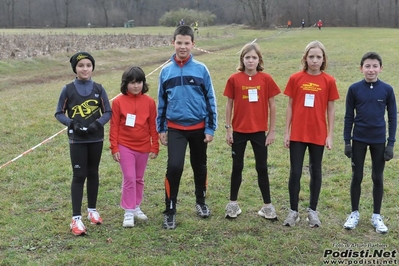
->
<box><xmin>288</xmin><ymin>141</ymin><xmax>324</xmax><ymax>211</ymax></box>
<box><xmin>350</xmin><ymin>140</ymin><xmax>385</xmax><ymax>214</ymax></box>
<box><xmin>229</xmin><ymin>131</ymin><xmax>271</xmax><ymax>204</ymax></box>
<box><xmin>164</xmin><ymin>128</ymin><xmax>208</xmax><ymax>211</ymax></box>
<box><xmin>69</xmin><ymin>142</ymin><xmax>103</xmax><ymax>216</ymax></box>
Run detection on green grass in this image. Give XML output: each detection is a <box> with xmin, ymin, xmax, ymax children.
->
<box><xmin>1</xmin><ymin>26</ymin><xmax>399</xmax><ymax>265</ymax></box>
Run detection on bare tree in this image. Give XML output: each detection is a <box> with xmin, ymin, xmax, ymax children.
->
<box><xmin>93</xmin><ymin>0</ymin><xmax>111</xmax><ymax>27</ymax></box>
<box><xmin>235</xmin><ymin>0</ymin><xmax>271</xmax><ymax>27</ymax></box>
<box><xmin>63</xmin><ymin>0</ymin><xmax>74</xmax><ymax>27</ymax></box>
<box><xmin>4</xmin><ymin>0</ymin><xmax>18</xmax><ymax>28</ymax></box>
<box><xmin>396</xmin><ymin>0</ymin><xmax>399</xmax><ymax>28</ymax></box>
<box><xmin>53</xmin><ymin>0</ymin><xmax>61</xmax><ymax>27</ymax></box>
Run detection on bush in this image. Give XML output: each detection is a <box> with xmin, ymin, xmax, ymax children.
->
<box><xmin>158</xmin><ymin>8</ymin><xmax>216</xmax><ymax>27</ymax></box>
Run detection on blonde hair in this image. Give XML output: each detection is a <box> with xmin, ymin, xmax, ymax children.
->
<box><xmin>301</xmin><ymin>40</ymin><xmax>328</xmax><ymax>71</ymax></box>
<box><xmin>237</xmin><ymin>43</ymin><xmax>264</xmax><ymax>72</ymax></box>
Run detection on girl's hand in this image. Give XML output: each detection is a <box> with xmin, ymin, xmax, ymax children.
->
<box><xmin>284</xmin><ymin>133</ymin><xmax>290</xmax><ymax>148</ymax></box>
<box><xmin>226</xmin><ymin>131</ymin><xmax>233</xmax><ymax>146</ymax></box>
<box><xmin>112</xmin><ymin>152</ymin><xmax>120</xmax><ymax>162</ymax></box>
<box><xmin>266</xmin><ymin>131</ymin><xmax>275</xmax><ymax>146</ymax></box>
<box><xmin>149</xmin><ymin>152</ymin><xmax>158</xmax><ymax>159</ymax></box>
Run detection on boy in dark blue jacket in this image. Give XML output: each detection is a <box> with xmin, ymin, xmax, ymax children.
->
<box><xmin>343</xmin><ymin>52</ymin><xmax>397</xmax><ymax>234</ymax></box>
<box><xmin>157</xmin><ymin>25</ymin><xmax>218</xmax><ymax>229</ymax></box>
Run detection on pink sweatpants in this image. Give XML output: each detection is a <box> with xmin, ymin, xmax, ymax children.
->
<box><xmin>118</xmin><ymin>144</ymin><xmax>149</xmax><ymax>210</ymax></box>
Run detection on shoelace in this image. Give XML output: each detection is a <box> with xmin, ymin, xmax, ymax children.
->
<box><xmin>288</xmin><ymin>211</ymin><xmax>297</xmax><ymax>219</ymax></box>
<box><xmin>124</xmin><ymin>214</ymin><xmax>134</xmax><ymax>221</ymax></box>
<box><xmin>136</xmin><ymin>210</ymin><xmax>144</xmax><ymax>216</ymax></box>
<box><xmin>74</xmin><ymin>219</ymin><xmax>85</xmax><ymax>230</ymax></box>
<box><xmin>90</xmin><ymin>211</ymin><xmax>100</xmax><ymax>221</ymax></box>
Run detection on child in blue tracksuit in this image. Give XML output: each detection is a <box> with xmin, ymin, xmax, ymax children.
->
<box><xmin>157</xmin><ymin>25</ymin><xmax>217</xmax><ymax>229</ymax></box>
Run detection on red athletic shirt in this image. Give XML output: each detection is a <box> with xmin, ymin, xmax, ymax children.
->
<box><xmin>109</xmin><ymin>92</ymin><xmax>159</xmax><ymax>154</ymax></box>
<box><xmin>224</xmin><ymin>71</ymin><xmax>281</xmax><ymax>133</ymax></box>
<box><xmin>284</xmin><ymin>71</ymin><xmax>339</xmax><ymax>145</ymax></box>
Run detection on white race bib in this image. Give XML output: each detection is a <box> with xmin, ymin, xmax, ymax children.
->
<box><xmin>248</xmin><ymin>89</ymin><xmax>258</xmax><ymax>102</ymax></box>
<box><xmin>304</xmin><ymin>94</ymin><xmax>315</xmax><ymax>107</ymax></box>
<box><xmin>125</xmin><ymin>113</ymin><xmax>136</xmax><ymax>127</ymax></box>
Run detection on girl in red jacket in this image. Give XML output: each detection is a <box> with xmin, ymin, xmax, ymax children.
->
<box><xmin>109</xmin><ymin>66</ymin><xmax>159</xmax><ymax>227</ymax></box>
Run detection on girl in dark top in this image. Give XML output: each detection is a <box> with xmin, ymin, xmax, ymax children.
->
<box><xmin>55</xmin><ymin>52</ymin><xmax>112</xmax><ymax>236</ymax></box>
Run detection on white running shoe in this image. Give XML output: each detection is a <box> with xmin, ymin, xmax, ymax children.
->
<box><xmin>371</xmin><ymin>215</ymin><xmax>388</xmax><ymax>234</ymax></box>
<box><xmin>343</xmin><ymin>211</ymin><xmax>359</xmax><ymax>230</ymax></box>
<box><xmin>123</xmin><ymin>213</ymin><xmax>134</xmax><ymax>227</ymax></box>
<box><xmin>134</xmin><ymin>208</ymin><xmax>148</xmax><ymax>220</ymax></box>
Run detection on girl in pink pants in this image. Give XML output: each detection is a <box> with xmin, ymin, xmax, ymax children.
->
<box><xmin>109</xmin><ymin>66</ymin><xmax>159</xmax><ymax>227</ymax></box>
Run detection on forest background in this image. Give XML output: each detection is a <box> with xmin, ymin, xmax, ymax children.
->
<box><xmin>1</xmin><ymin>0</ymin><xmax>399</xmax><ymax>29</ymax></box>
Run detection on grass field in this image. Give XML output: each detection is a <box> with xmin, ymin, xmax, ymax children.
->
<box><xmin>1</xmin><ymin>26</ymin><xmax>399</xmax><ymax>265</ymax></box>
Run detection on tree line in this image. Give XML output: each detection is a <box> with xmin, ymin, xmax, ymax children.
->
<box><xmin>1</xmin><ymin>0</ymin><xmax>398</xmax><ymax>28</ymax></box>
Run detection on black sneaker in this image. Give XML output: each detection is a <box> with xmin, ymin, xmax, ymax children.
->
<box><xmin>163</xmin><ymin>211</ymin><xmax>176</xmax><ymax>229</ymax></box>
<box><xmin>196</xmin><ymin>203</ymin><xmax>210</xmax><ymax>218</ymax></box>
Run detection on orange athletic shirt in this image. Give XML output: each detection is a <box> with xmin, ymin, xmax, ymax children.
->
<box><xmin>284</xmin><ymin>71</ymin><xmax>339</xmax><ymax>146</ymax></box>
<box><xmin>223</xmin><ymin>71</ymin><xmax>281</xmax><ymax>133</ymax></box>
<box><xmin>109</xmin><ymin>92</ymin><xmax>159</xmax><ymax>154</ymax></box>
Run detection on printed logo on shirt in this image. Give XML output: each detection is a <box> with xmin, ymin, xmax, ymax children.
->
<box><xmin>301</xmin><ymin>82</ymin><xmax>321</xmax><ymax>92</ymax></box>
<box><xmin>94</xmin><ymin>94</ymin><xmax>99</xmax><ymax>98</ymax></box>
<box><xmin>73</xmin><ymin>164</ymin><xmax>81</xmax><ymax>169</ymax></box>
<box><xmin>241</xmin><ymin>85</ymin><xmax>260</xmax><ymax>99</ymax></box>
<box><xmin>71</xmin><ymin>99</ymin><xmax>100</xmax><ymax>119</ymax></box>
<box><xmin>189</xmin><ymin>79</ymin><xmax>195</xmax><ymax>83</ymax></box>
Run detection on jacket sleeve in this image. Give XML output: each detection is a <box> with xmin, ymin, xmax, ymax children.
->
<box><xmin>54</xmin><ymin>85</ymin><xmax>73</xmax><ymax>126</ymax></box>
<box><xmin>109</xmin><ymin>98</ymin><xmax>120</xmax><ymax>154</ymax></box>
<box><xmin>97</xmin><ymin>86</ymin><xmax>112</xmax><ymax>126</ymax></box>
<box><xmin>157</xmin><ymin>71</ymin><xmax>168</xmax><ymax>133</ymax></box>
<box><xmin>203</xmin><ymin>67</ymin><xmax>218</xmax><ymax>136</ymax></box>
<box><xmin>386</xmin><ymin>86</ymin><xmax>397</xmax><ymax>146</ymax></box>
<box><xmin>149</xmin><ymin>99</ymin><xmax>160</xmax><ymax>154</ymax></box>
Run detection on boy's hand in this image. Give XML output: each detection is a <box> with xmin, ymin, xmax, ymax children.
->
<box><xmin>384</xmin><ymin>145</ymin><xmax>394</xmax><ymax>161</ymax></box>
<box><xmin>204</xmin><ymin>134</ymin><xmax>213</xmax><ymax>143</ymax></box>
<box><xmin>344</xmin><ymin>144</ymin><xmax>352</xmax><ymax>158</ymax></box>
<box><xmin>160</xmin><ymin>132</ymin><xmax>168</xmax><ymax>146</ymax></box>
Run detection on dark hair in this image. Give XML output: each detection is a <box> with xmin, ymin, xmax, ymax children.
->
<box><xmin>173</xmin><ymin>25</ymin><xmax>194</xmax><ymax>42</ymax></box>
<box><xmin>301</xmin><ymin>40</ymin><xmax>328</xmax><ymax>71</ymax></box>
<box><xmin>120</xmin><ymin>66</ymin><xmax>149</xmax><ymax>95</ymax></box>
<box><xmin>237</xmin><ymin>43</ymin><xmax>264</xmax><ymax>72</ymax></box>
<box><xmin>360</xmin><ymin>52</ymin><xmax>382</xmax><ymax>66</ymax></box>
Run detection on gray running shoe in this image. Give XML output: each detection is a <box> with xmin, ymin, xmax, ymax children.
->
<box><xmin>283</xmin><ymin>209</ymin><xmax>300</xmax><ymax>226</ymax></box>
<box><xmin>258</xmin><ymin>204</ymin><xmax>277</xmax><ymax>220</ymax></box>
<box><xmin>225</xmin><ymin>202</ymin><xmax>242</xmax><ymax>219</ymax></box>
<box><xmin>163</xmin><ymin>211</ymin><xmax>176</xmax><ymax>229</ymax></box>
<box><xmin>307</xmin><ymin>208</ymin><xmax>321</xmax><ymax>227</ymax></box>
<box><xmin>196</xmin><ymin>203</ymin><xmax>210</xmax><ymax>218</ymax></box>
